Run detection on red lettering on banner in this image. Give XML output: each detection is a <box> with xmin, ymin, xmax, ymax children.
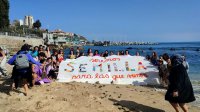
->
<box><xmin>95</xmin><ymin>73</ymin><xmax>109</xmax><ymax>78</ymax></box>
<box><xmin>71</xmin><ymin>73</ymin><xmax>148</xmax><ymax>80</ymax></box>
<box><xmin>72</xmin><ymin>74</ymin><xmax>93</xmax><ymax>79</ymax></box>
<box><xmin>127</xmin><ymin>73</ymin><xmax>148</xmax><ymax>78</ymax></box>
<box><xmin>112</xmin><ymin>74</ymin><xmax>124</xmax><ymax>81</ymax></box>
<box><xmin>90</xmin><ymin>58</ymin><xmax>121</xmax><ymax>63</ymax></box>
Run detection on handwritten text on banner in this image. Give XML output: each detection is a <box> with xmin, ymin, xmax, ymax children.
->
<box><xmin>58</xmin><ymin>56</ymin><xmax>160</xmax><ymax>85</ymax></box>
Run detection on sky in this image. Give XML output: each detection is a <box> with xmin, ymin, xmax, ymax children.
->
<box><xmin>10</xmin><ymin>0</ymin><xmax>200</xmax><ymax>42</ymax></box>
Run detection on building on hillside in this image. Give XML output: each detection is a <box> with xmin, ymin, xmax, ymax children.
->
<box><xmin>24</xmin><ymin>15</ymin><xmax>34</xmax><ymax>28</ymax></box>
<box><xmin>19</xmin><ymin>19</ymin><xmax>24</xmax><ymax>26</ymax></box>
<box><xmin>11</xmin><ymin>20</ymin><xmax>20</xmax><ymax>27</ymax></box>
<box><xmin>43</xmin><ymin>29</ymin><xmax>87</xmax><ymax>46</ymax></box>
<box><xmin>10</xmin><ymin>19</ymin><xmax>24</xmax><ymax>27</ymax></box>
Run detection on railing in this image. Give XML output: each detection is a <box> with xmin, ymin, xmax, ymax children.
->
<box><xmin>0</xmin><ymin>32</ymin><xmax>41</xmax><ymax>39</ymax></box>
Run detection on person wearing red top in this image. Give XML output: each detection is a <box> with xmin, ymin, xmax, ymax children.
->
<box><xmin>58</xmin><ymin>50</ymin><xmax>64</xmax><ymax>63</ymax></box>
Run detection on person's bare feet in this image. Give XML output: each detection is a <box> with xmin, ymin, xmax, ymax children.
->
<box><xmin>11</xmin><ymin>83</ymin><xmax>15</xmax><ymax>90</ymax></box>
<box><xmin>24</xmin><ymin>92</ymin><xmax>27</xmax><ymax>96</ymax></box>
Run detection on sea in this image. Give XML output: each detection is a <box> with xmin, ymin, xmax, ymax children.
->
<box><xmin>65</xmin><ymin>42</ymin><xmax>200</xmax><ymax>107</ymax></box>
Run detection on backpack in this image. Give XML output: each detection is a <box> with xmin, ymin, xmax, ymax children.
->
<box><xmin>15</xmin><ymin>54</ymin><xmax>29</xmax><ymax>69</ymax></box>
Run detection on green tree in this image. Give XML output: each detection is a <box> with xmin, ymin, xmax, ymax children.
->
<box><xmin>0</xmin><ymin>0</ymin><xmax>10</xmax><ymax>30</ymax></box>
<box><xmin>33</xmin><ymin>20</ymin><xmax>41</xmax><ymax>29</ymax></box>
<box><xmin>13</xmin><ymin>20</ymin><xmax>20</xmax><ymax>27</ymax></box>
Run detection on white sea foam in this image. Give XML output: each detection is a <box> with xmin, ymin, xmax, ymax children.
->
<box><xmin>191</xmin><ymin>80</ymin><xmax>200</xmax><ymax>107</ymax></box>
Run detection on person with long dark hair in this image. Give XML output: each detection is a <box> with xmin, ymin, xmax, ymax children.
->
<box><xmin>68</xmin><ymin>50</ymin><xmax>76</xmax><ymax>59</ymax></box>
<box><xmin>94</xmin><ymin>50</ymin><xmax>100</xmax><ymax>56</ymax></box>
<box><xmin>103</xmin><ymin>50</ymin><xmax>109</xmax><ymax>57</ymax></box>
<box><xmin>57</xmin><ymin>50</ymin><xmax>64</xmax><ymax>63</ymax></box>
<box><xmin>151</xmin><ymin>51</ymin><xmax>158</xmax><ymax>66</ymax></box>
<box><xmin>125</xmin><ymin>50</ymin><xmax>130</xmax><ymax>56</ymax></box>
<box><xmin>31</xmin><ymin>46</ymin><xmax>39</xmax><ymax>60</ymax></box>
<box><xmin>165</xmin><ymin>54</ymin><xmax>195</xmax><ymax>112</ymax></box>
<box><xmin>87</xmin><ymin>48</ymin><xmax>93</xmax><ymax>56</ymax></box>
<box><xmin>120</xmin><ymin>50</ymin><xmax>124</xmax><ymax>55</ymax></box>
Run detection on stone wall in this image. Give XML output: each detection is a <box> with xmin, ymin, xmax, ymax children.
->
<box><xmin>0</xmin><ymin>35</ymin><xmax>44</xmax><ymax>53</ymax></box>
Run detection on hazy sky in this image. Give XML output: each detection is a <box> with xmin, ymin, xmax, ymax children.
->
<box><xmin>10</xmin><ymin>0</ymin><xmax>200</xmax><ymax>42</ymax></box>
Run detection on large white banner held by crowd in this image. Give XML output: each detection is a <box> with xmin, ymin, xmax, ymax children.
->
<box><xmin>58</xmin><ymin>56</ymin><xmax>160</xmax><ymax>85</ymax></box>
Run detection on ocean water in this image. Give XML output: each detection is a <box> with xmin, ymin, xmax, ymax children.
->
<box><xmin>65</xmin><ymin>42</ymin><xmax>200</xmax><ymax>107</ymax></box>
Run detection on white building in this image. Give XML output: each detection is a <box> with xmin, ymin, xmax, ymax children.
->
<box><xmin>19</xmin><ymin>19</ymin><xmax>24</xmax><ymax>26</ymax></box>
<box><xmin>24</xmin><ymin>15</ymin><xmax>34</xmax><ymax>28</ymax></box>
<box><xmin>43</xmin><ymin>29</ymin><xmax>87</xmax><ymax>45</ymax></box>
<box><xmin>43</xmin><ymin>29</ymin><xmax>71</xmax><ymax>45</ymax></box>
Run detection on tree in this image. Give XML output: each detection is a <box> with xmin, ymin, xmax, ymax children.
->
<box><xmin>33</xmin><ymin>20</ymin><xmax>41</xmax><ymax>29</ymax></box>
<box><xmin>0</xmin><ymin>0</ymin><xmax>10</xmax><ymax>30</ymax></box>
<box><xmin>13</xmin><ymin>20</ymin><xmax>20</xmax><ymax>27</ymax></box>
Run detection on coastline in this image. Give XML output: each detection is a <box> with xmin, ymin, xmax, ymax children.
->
<box><xmin>0</xmin><ymin>64</ymin><xmax>199</xmax><ymax>112</ymax></box>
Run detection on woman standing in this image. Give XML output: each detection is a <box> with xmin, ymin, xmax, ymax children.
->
<box><xmin>165</xmin><ymin>54</ymin><xmax>195</xmax><ymax>112</ymax></box>
<box><xmin>151</xmin><ymin>51</ymin><xmax>158</xmax><ymax>66</ymax></box>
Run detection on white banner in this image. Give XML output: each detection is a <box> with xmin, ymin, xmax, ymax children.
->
<box><xmin>58</xmin><ymin>55</ymin><xmax>160</xmax><ymax>85</ymax></box>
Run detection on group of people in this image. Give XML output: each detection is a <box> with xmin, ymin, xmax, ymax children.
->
<box><xmin>7</xmin><ymin>44</ymin><xmax>64</xmax><ymax>96</ymax></box>
<box><xmin>150</xmin><ymin>52</ymin><xmax>195</xmax><ymax>112</ymax></box>
<box><xmin>67</xmin><ymin>47</ymin><xmax>132</xmax><ymax>59</ymax></box>
<box><xmin>67</xmin><ymin>48</ymin><xmax>195</xmax><ymax>112</ymax></box>
<box><xmin>1</xmin><ymin>45</ymin><xmax>196</xmax><ymax>112</ymax></box>
<box><xmin>144</xmin><ymin>51</ymin><xmax>194</xmax><ymax>112</ymax></box>
<box><xmin>143</xmin><ymin>51</ymin><xmax>190</xmax><ymax>88</ymax></box>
